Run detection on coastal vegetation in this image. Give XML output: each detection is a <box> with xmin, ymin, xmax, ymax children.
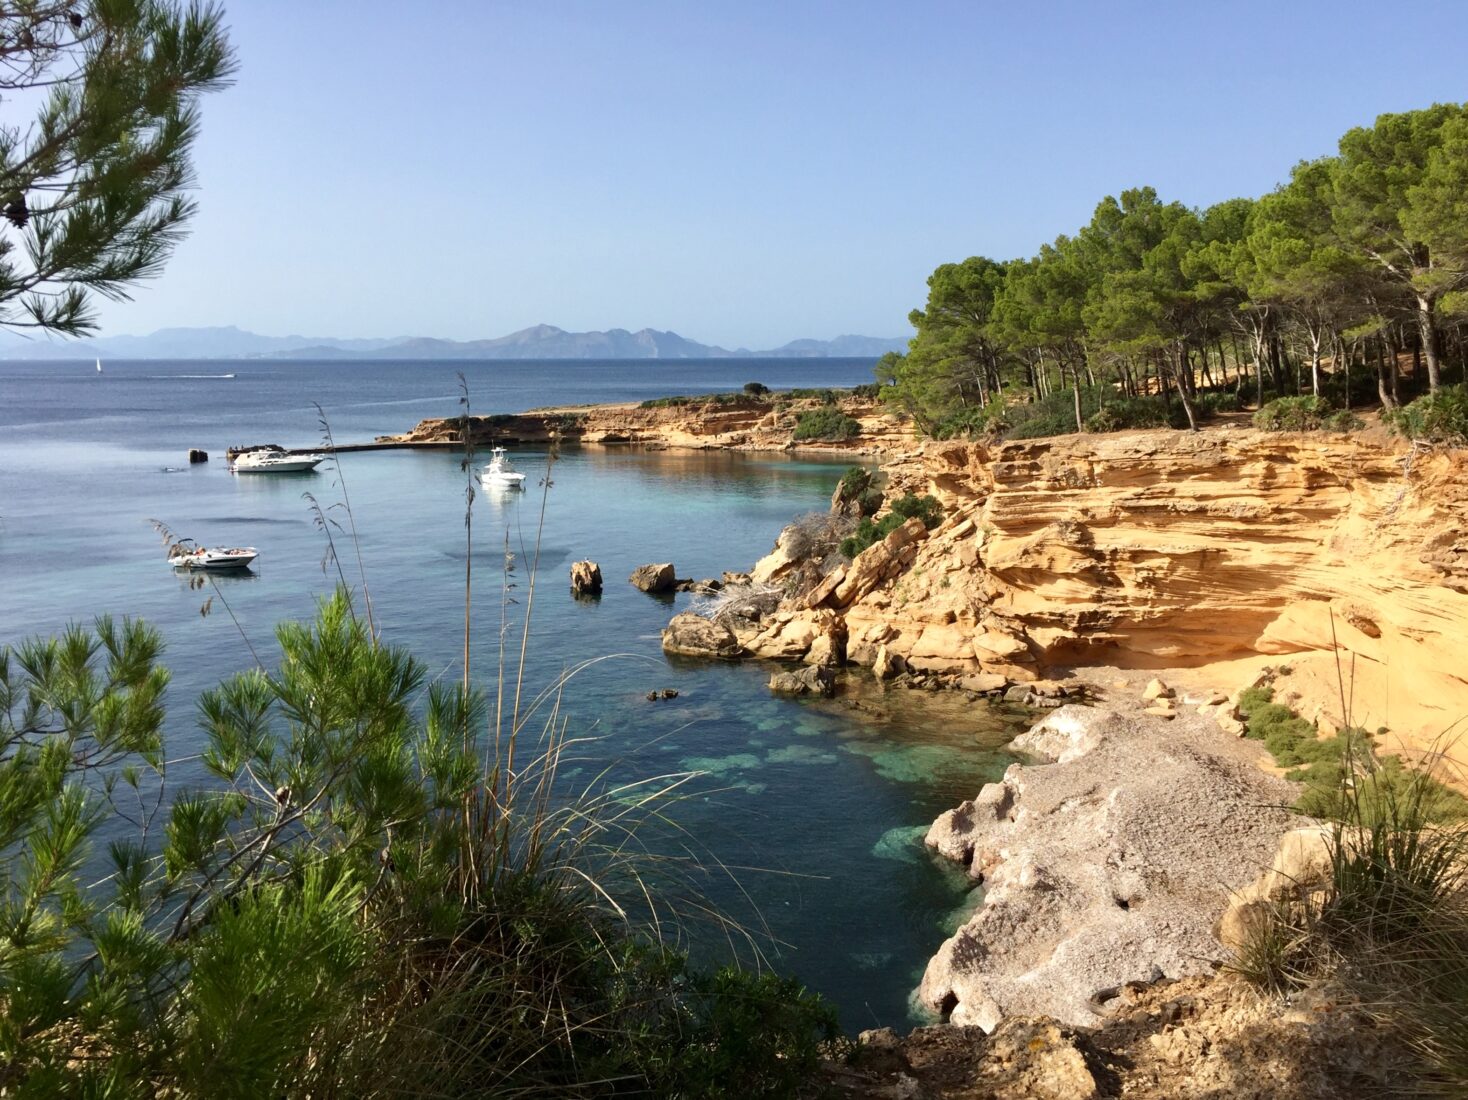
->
<box><xmin>879</xmin><ymin>103</ymin><xmax>1468</xmax><ymax>440</ymax></box>
<box><xmin>0</xmin><ymin>592</ymin><xmax>841</xmax><ymax>1096</ymax></box>
<box><xmin>1229</xmin><ymin>684</ymin><xmax>1468</xmax><ymax>1090</ymax></box>
<box><xmin>791</xmin><ymin>406</ymin><xmax>861</xmax><ymax>442</ymax></box>
<box><xmin>838</xmin><ymin>492</ymin><xmax>943</xmax><ymax>559</ymax></box>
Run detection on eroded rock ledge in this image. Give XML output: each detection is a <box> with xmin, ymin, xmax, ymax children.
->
<box><xmin>709</xmin><ymin>424</ymin><xmax>1468</xmax><ymax>759</ymax></box>
<box><xmin>919</xmin><ymin>703</ymin><xmax>1299</xmax><ymax>1031</ymax></box>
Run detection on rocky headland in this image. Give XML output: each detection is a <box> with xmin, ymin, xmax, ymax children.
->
<box><xmin>656</xmin><ymin>415</ymin><xmax>1468</xmax><ymax>1096</ymax></box>
<box><xmin>690</xmin><ymin>422</ymin><xmax>1468</xmax><ymax>765</ymax></box>
<box><xmin>379</xmin><ymin>391</ymin><xmax>910</xmax><ymax>455</ymax></box>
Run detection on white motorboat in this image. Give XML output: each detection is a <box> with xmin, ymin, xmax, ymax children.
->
<box><xmin>169</xmin><ymin>545</ymin><xmax>258</xmax><ymax>570</ymax></box>
<box><xmin>480</xmin><ymin>447</ymin><xmax>527</xmax><ymax>488</ymax></box>
<box><xmin>232</xmin><ymin>449</ymin><xmax>325</xmax><ymax>473</ymax></box>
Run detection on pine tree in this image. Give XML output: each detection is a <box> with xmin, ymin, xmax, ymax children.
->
<box><xmin>0</xmin><ymin>2</ymin><xmax>234</xmax><ymax>336</ymax></box>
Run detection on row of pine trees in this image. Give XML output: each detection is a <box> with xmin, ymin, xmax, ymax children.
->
<box><xmin>880</xmin><ymin>103</ymin><xmax>1468</xmax><ymax>435</ymax></box>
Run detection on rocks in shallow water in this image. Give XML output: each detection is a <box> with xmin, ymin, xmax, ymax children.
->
<box><xmin>768</xmin><ymin>664</ymin><xmax>835</xmax><ymax>697</ymax></box>
<box><xmin>569</xmin><ymin>559</ymin><xmax>603</xmax><ymax>596</ymax></box>
<box><xmin>660</xmin><ymin>612</ymin><xmax>742</xmax><ymax>659</ymax></box>
<box><xmin>872</xmin><ymin>644</ymin><xmax>906</xmax><ymax>680</ymax></box>
<box><xmin>187</xmin><ymin>448</ymin><xmax>208</xmax><ymax>464</ymax></box>
<box><xmin>629</xmin><ymin>562</ymin><xmax>676</xmax><ymax>593</ymax></box>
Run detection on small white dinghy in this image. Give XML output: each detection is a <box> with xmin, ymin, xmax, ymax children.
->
<box><xmin>232</xmin><ymin>449</ymin><xmax>325</xmax><ymax>473</ymax></box>
<box><xmin>169</xmin><ymin>544</ymin><xmax>258</xmax><ymax>570</ymax></box>
<box><xmin>480</xmin><ymin>446</ymin><xmax>527</xmax><ymax>489</ymax></box>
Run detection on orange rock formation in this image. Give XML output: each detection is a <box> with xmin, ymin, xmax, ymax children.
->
<box><xmin>764</xmin><ymin>425</ymin><xmax>1468</xmax><ymax>760</ymax></box>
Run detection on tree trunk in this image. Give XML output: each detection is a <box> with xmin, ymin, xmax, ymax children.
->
<box><xmin>1416</xmin><ymin>294</ymin><xmax>1443</xmax><ymax>392</ymax></box>
<box><xmin>1073</xmin><ymin>368</ymin><xmax>1084</xmax><ymax>433</ymax></box>
<box><xmin>1173</xmin><ymin>346</ymin><xmax>1199</xmax><ymax>431</ymax></box>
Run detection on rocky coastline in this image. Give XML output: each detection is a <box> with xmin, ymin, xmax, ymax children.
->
<box><xmin>377</xmin><ymin>390</ymin><xmax>1467</xmax><ymax>1091</ymax></box>
<box><xmin>649</xmin><ymin>415</ymin><xmax>1468</xmax><ymax>1096</ymax></box>
<box><xmin>378</xmin><ymin>390</ymin><xmax>910</xmax><ymax>456</ymax></box>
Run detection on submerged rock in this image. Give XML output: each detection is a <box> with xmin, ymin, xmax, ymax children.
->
<box><xmin>768</xmin><ymin>664</ymin><xmax>835</xmax><ymax>697</ymax></box>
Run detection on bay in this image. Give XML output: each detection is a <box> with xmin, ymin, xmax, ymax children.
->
<box><xmin>0</xmin><ymin>357</ymin><xmax>1019</xmax><ymax>1029</ymax></box>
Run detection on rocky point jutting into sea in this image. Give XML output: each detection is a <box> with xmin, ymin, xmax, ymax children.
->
<box><xmin>392</xmin><ymin>393</ymin><xmax>1468</xmax><ymax>1095</ymax></box>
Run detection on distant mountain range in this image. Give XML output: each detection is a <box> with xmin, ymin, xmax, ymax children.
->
<box><xmin>0</xmin><ymin>324</ymin><xmax>908</xmax><ymax>361</ymax></box>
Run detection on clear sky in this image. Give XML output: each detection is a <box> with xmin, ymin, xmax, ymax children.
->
<box><xmin>89</xmin><ymin>0</ymin><xmax>1468</xmax><ymax>348</ymax></box>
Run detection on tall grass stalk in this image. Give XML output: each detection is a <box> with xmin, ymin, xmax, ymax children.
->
<box><xmin>314</xmin><ymin>401</ymin><xmax>376</xmax><ymax>639</ymax></box>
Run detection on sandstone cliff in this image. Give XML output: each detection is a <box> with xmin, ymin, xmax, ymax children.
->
<box><xmin>746</xmin><ymin>424</ymin><xmax>1468</xmax><ymax>761</ymax></box>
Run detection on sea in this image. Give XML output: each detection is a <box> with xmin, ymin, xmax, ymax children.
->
<box><xmin>0</xmin><ymin>357</ymin><xmax>1021</xmax><ymax>1030</ymax></box>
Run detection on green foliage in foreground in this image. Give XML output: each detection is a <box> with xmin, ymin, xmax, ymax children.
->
<box><xmin>0</xmin><ymin>594</ymin><xmax>840</xmax><ymax>1097</ymax></box>
<box><xmin>1383</xmin><ymin>384</ymin><xmax>1468</xmax><ymax>444</ymax></box>
<box><xmin>792</xmin><ymin>407</ymin><xmax>861</xmax><ymax>441</ymax></box>
<box><xmin>839</xmin><ymin>493</ymin><xmax>943</xmax><ymax>558</ymax></box>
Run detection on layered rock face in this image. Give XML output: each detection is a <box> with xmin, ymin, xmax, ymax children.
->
<box><xmin>761</xmin><ymin>426</ymin><xmax>1468</xmax><ymax>757</ymax></box>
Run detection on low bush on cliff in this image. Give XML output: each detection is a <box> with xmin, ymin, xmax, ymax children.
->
<box><xmin>937</xmin><ymin>387</ymin><xmax>1231</xmax><ymax>441</ymax></box>
<box><xmin>839</xmin><ymin>493</ymin><xmax>942</xmax><ymax>558</ymax></box>
<box><xmin>793</xmin><ymin>407</ymin><xmax>861</xmax><ymax>441</ymax></box>
<box><xmin>639</xmin><ymin>391</ymin><xmax>751</xmax><ymax>409</ymax></box>
<box><xmin>1383</xmin><ymin>385</ymin><xmax>1468</xmax><ymax>445</ymax></box>
<box><xmin>1252</xmin><ymin>395</ymin><xmax>1335</xmax><ymax>431</ymax></box>
<box><xmin>1238</xmin><ymin>687</ymin><xmax>1468</xmax><ymax>824</ymax></box>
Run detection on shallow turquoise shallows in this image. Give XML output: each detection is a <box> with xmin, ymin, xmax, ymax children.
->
<box><xmin>0</xmin><ymin>358</ymin><xmax>1021</xmax><ymax>1029</ymax></box>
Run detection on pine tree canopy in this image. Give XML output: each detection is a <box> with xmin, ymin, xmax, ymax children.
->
<box><xmin>0</xmin><ymin>1</ymin><xmax>234</xmax><ymax>336</ymax></box>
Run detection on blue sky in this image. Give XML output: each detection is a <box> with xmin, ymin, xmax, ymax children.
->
<box><xmin>91</xmin><ymin>0</ymin><xmax>1468</xmax><ymax>347</ymax></box>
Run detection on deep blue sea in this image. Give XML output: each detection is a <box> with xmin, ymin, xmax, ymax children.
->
<box><xmin>0</xmin><ymin>357</ymin><xmax>1018</xmax><ymax>1029</ymax></box>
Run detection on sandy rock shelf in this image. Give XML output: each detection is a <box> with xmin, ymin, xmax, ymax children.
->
<box><xmin>919</xmin><ymin>704</ymin><xmax>1299</xmax><ymax>1031</ymax></box>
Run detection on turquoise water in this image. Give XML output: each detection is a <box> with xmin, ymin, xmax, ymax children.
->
<box><xmin>0</xmin><ymin>358</ymin><xmax>1021</xmax><ymax>1028</ymax></box>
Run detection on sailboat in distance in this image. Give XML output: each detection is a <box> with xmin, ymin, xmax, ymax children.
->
<box><xmin>95</xmin><ymin>358</ymin><xmax>102</xmax><ymax>373</ymax></box>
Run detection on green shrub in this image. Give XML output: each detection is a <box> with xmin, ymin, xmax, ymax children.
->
<box><xmin>1253</xmin><ymin>395</ymin><xmax>1333</xmax><ymax>431</ymax></box>
<box><xmin>932</xmin><ymin>403</ymin><xmax>1007</xmax><ymax>440</ymax></box>
<box><xmin>850</xmin><ymin>382</ymin><xmax>881</xmax><ymax>399</ymax></box>
<box><xmin>639</xmin><ymin>392</ymin><xmax>747</xmax><ymax>409</ymax></box>
<box><xmin>742</xmin><ymin>381</ymin><xmax>770</xmax><ymax>396</ymax></box>
<box><xmin>839</xmin><ymin>466</ymin><xmax>871</xmax><ymax>497</ymax></box>
<box><xmin>792</xmin><ymin>407</ymin><xmax>860</xmax><ymax>441</ymax></box>
<box><xmin>1383</xmin><ymin>385</ymin><xmax>1468</xmax><ymax>445</ymax></box>
<box><xmin>1323</xmin><ymin>409</ymin><xmax>1363</xmax><ymax>432</ymax></box>
<box><xmin>1084</xmin><ymin>395</ymin><xmax>1178</xmax><ymax>433</ymax></box>
<box><xmin>839</xmin><ymin>493</ymin><xmax>942</xmax><ymax>557</ymax></box>
<box><xmin>784</xmin><ymin>387</ymin><xmax>840</xmax><ymax>404</ymax></box>
<box><xmin>1195</xmin><ymin>390</ymin><xmax>1243</xmax><ymax>415</ymax></box>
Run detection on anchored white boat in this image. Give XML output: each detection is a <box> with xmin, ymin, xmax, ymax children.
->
<box><xmin>169</xmin><ymin>545</ymin><xmax>258</xmax><ymax>570</ymax></box>
<box><xmin>232</xmin><ymin>449</ymin><xmax>325</xmax><ymax>473</ymax></box>
<box><xmin>480</xmin><ymin>447</ymin><xmax>527</xmax><ymax>488</ymax></box>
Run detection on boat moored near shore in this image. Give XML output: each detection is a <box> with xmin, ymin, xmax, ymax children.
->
<box><xmin>168</xmin><ymin>544</ymin><xmax>258</xmax><ymax>570</ymax></box>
